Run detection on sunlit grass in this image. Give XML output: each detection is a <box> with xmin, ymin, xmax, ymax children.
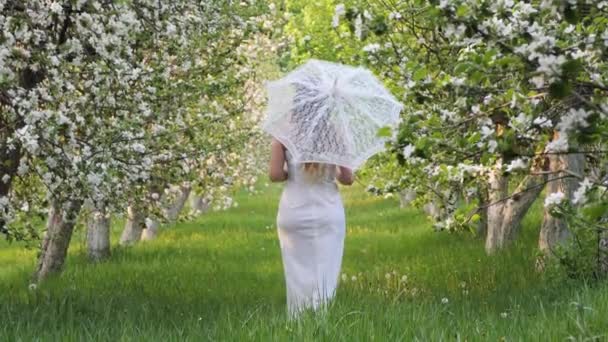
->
<box><xmin>1</xmin><ymin>184</ymin><xmax>607</xmax><ymax>340</ymax></box>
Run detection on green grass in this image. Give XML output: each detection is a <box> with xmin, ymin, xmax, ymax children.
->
<box><xmin>1</xmin><ymin>184</ymin><xmax>607</xmax><ymax>340</ymax></box>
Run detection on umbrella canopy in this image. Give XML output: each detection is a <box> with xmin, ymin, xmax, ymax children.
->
<box><xmin>262</xmin><ymin>59</ymin><xmax>403</xmax><ymax>170</ymax></box>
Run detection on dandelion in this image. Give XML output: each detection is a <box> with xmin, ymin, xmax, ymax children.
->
<box><xmin>441</xmin><ymin>297</ymin><xmax>449</xmax><ymax>304</ymax></box>
<box><xmin>500</xmin><ymin>312</ymin><xmax>508</xmax><ymax>318</ymax></box>
<box><xmin>28</xmin><ymin>283</ymin><xmax>37</xmax><ymax>291</ymax></box>
<box><xmin>385</xmin><ymin>273</ymin><xmax>391</xmax><ymax>279</ymax></box>
<box><xmin>351</xmin><ymin>276</ymin><xmax>357</xmax><ymax>282</ymax></box>
<box><xmin>341</xmin><ymin>273</ymin><xmax>347</xmax><ymax>281</ymax></box>
<box><xmin>400</xmin><ymin>275</ymin><xmax>408</xmax><ymax>283</ymax></box>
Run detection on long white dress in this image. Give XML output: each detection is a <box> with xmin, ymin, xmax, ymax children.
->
<box><xmin>277</xmin><ymin>150</ymin><xmax>346</xmax><ymax>317</ymax></box>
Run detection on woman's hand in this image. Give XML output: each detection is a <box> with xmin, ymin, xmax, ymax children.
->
<box><xmin>269</xmin><ymin>138</ymin><xmax>288</xmax><ymax>182</ymax></box>
<box><xmin>336</xmin><ymin>166</ymin><xmax>354</xmax><ymax>186</ymax></box>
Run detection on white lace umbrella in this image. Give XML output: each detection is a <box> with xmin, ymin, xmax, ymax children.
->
<box><xmin>262</xmin><ymin>59</ymin><xmax>403</xmax><ymax>170</ymax></box>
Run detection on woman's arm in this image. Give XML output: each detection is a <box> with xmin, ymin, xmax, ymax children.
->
<box><xmin>269</xmin><ymin>138</ymin><xmax>288</xmax><ymax>182</ymax></box>
<box><xmin>336</xmin><ymin>166</ymin><xmax>354</xmax><ymax>186</ymax></box>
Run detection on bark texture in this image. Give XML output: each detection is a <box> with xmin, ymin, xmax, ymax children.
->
<box><xmin>600</xmin><ymin>224</ymin><xmax>608</xmax><ymax>275</ymax></box>
<box><xmin>423</xmin><ymin>201</ymin><xmax>440</xmax><ymax>220</ymax></box>
<box><xmin>399</xmin><ymin>189</ymin><xmax>417</xmax><ymax>208</ymax></box>
<box><xmin>598</xmin><ymin>162</ymin><xmax>608</xmax><ymax>275</ymax></box>
<box><xmin>190</xmin><ymin>193</ymin><xmax>210</xmax><ymax>215</ymax></box>
<box><xmin>119</xmin><ymin>205</ymin><xmax>144</xmax><ymax>245</ymax></box>
<box><xmin>0</xmin><ymin>144</ymin><xmax>20</xmax><ymax>234</ymax></box>
<box><xmin>141</xmin><ymin>218</ymin><xmax>160</xmax><ymax>241</ymax></box>
<box><xmin>87</xmin><ymin>207</ymin><xmax>111</xmax><ymax>262</ymax></box>
<box><xmin>485</xmin><ymin>158</ymin><xmax>548</xmax><ymax>254</ymax></box>
<box><xmin>539</xmin><ymin>152</ymin><xmax>585</xmax><ymax>255</ymax></box>
<box><xmin>164</xmin><ymin>183</ymin><xmax>191</xmax><ymax>222</ymax></box>
<box><xmin>32</xmin><ymin>200</ymin><xmax>82</xmax><ymax>282</ymax></box>
<box><xmin>476</xmin><ymin>186</ymin><xmax>489</xmax><ymax>238</ymax></box>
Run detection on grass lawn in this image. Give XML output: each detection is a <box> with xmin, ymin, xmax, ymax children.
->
<box><xmin>1</xmin><ymin>184</ymin><xmax>607</xmax><ymax>340</ymax></box>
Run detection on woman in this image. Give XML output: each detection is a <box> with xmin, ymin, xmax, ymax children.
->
<box><xmin>269</xmin><ymin>137</ymin><xmax>354</xmax><ymax>317</ymax></box>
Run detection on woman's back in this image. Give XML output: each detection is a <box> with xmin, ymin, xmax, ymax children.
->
<box><xmin>280</xmin><ymin>150</ymin><xmax>341</xmax><ymax>211</ymax></box>
<box><xmin>269</xmin><ymin>139</ymin><xmax>352</xmax><ymax>317</ymax></box>
<box><xmin>277</xmin><ymin>149</ymin><xmax>346</xmax><ymax>316</ymax></box>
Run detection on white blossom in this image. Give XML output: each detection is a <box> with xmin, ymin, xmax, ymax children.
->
<box><xmin>530</xmin><ymin>75</ymin><xmax>545</xmax><ymax>88</ymax></box>
<box><xmin>403</xmin><ymin>144</ymin><xmax>415</xmax><ymax>158</ymax></box>
<box><xmin>354</xmin><ymin>14</ymin><xmax>363</xmax><ymax>40</ymax></box>
<box><xmin>533</xmin><ymin>116</ymin><xmax>552</xmax><ymax>128</ymax></box>
<box><xmin>544</xmin><ymin>191</ymin><xmax>565</xmax><ymax>208</ymax></box>
<box><xmin>506</xmin><ymin>158</ymin><xmax>528</xmax><ymax>172</ymax></box>
<box><xmin>50</xmin><ymin>2</ymin><xmax>63</xmax><ymax>14</ymax></box>
<box><xmin>572</xmin><ymin>178</ymin><xmax>593</xmax><ymax>205</ymax></box>
<box><xmin>536</xmin><ymin>54</ymin><xmax>567</xmax><ymax>77</ymax></box>
<box><xmin>363</xmin><ymin>43</ymin><xmax>381</xmax><ymax>53</ymax></box>
<box><xmin>545</xmin><ymin>133</ymin><xmax>569</xmax><ymax>152</ymax></box>
<box><xmin>389</xmin><ymin>12</ymin><xmax>402</xmax><ymax>21</ymax></box>
<box><xmin>131</xmin><ymin>143</ymin><xmax>146</xmax><ymax>154</ymax></box>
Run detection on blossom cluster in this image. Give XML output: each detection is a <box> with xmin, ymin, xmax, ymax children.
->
<box><xmin>0</xmin><ymin>0</ymin><xmax>277</xmax><ymax>237</ymax></box>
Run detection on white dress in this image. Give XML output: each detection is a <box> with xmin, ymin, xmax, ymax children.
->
<box><xmin>277</xmin><ymin>150</ymin><xmax>346</xmax><ymax>317</ymax></box>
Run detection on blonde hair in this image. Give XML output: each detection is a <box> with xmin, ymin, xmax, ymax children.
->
<box><xmin>301</xmin><ymin>162</ymin><xmax>334</xmax><ymax>182</ymax></box>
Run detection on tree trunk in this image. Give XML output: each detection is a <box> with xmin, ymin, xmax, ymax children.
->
<box><xmin>476</xmin><ymin>186</ymin><xmax>488</xmax><ymax>238</ymax></box>
<box><xmin>399</xmin><ymin>189</ymin><xmax>416</xmax><ymax>208</ymax></box>
<box><xmin>600</xmin><ymin>222</ymin><xmax>608</xmax><ymax>275</ymax></box>
<box><xmin>422</xmin><ymin>201</ymin><xmax>440</xmax><ymax>220</ymax></box>
<box><xmin>141</xmin><ymin>217</ymin><xmax>160</xmax><ymax>241</ymax></box>
<box><xmin>485</xmin><ymin>164</ymin><xmax>508</xmax><ymax>252</ymax></box>
<box><xmin>539</xmin><ymin>152</ymin><xmax>585</xmax><ymax>256</ymax></box>
<box><xmin>597</xmin><ymin>160</ymin><xmax>608</xmax><ymax>275</ymax></box>
<box><xmin>0</xmin><ymin>144</ymin><xmax>20</xmax><ymax>234</ymax></box>
<box><xmin>86</xmin><ymin>207</ymin><xmax>111</xmax><ymax>262</ymax></box>
<box><xmin>485</xmin><ymin>158</ymin><xmax>548</xmax><ymax>254</ymax></box>
<box><xmin>32</xmin><ymin>200</ymin><xmax>82</xmax><ymax>282</ymax></box>
<box><xmin>119</xmin><ymin>205</ymin><xmax>144</xmax><ymax>245</ymax></box>
<box><xmin>164</xmin><ymin>183</ymin><xmax>191</xmax><ymax>222</ymax></box>
<box><xmin>190</xmin><ymin>193</ymin><xmax>210</xmax><ymax>215</ymax></box>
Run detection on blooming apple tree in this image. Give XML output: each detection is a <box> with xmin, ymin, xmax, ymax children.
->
<box><xmin>0</xmin><ymin>0</ymin><xmax>277</xmax><ymax>280</ymax></box>
<box><xmin>282</xmin><ymin>0</ymin><xmax>608</xmax><ymax>260</ymax></box>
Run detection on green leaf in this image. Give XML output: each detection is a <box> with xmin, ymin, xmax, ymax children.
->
<box><xmin>549</xmin><ymin>81</ymin><xmax>572</xmax><ymax>99</ymax></box>
<box><xmin>371</xmin><ymin>17</ymin><xmax>388</xmax><ymax>36</ymax></box>
<box><xmin>456</xmin><ymin>5</ymin><xmax>469</xmax><ymax>17</ymax></box>
<box><xmin>582</xmin><ymin>203</ymin><xmax>608</xmax><ymax>222</ymax></box>
<box><xmin>467</xmin><ymin>132</ymin><xmax>481</xmax><ymax>145</ymax></box>
<box><xmin>377</xmin><ymin>126</ymin><xmax>393</xmax><ymax>138</ymax></box>
<box><xmin>562</xmin><ymin>59</ymin><xmax>582</xmax><ymax>80</ymax></box>
<box><xmin>469</xmin><ymin>70</ymin><xmax>484</xmax><ymax>84</ymax></box>
<box><xmin>454</xmin><ymin>62</ymin><xmax>473</xmax><ymax>74</ymax></box>
<box><xmin>564</xmin><ymin>5</ymin><xmax>580</xmax><ymax>24</ymax></box>
<box><xmin>412</xmin><ymin>67</ymin><xmax>427</xmax><ymax>81</ymax></box>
